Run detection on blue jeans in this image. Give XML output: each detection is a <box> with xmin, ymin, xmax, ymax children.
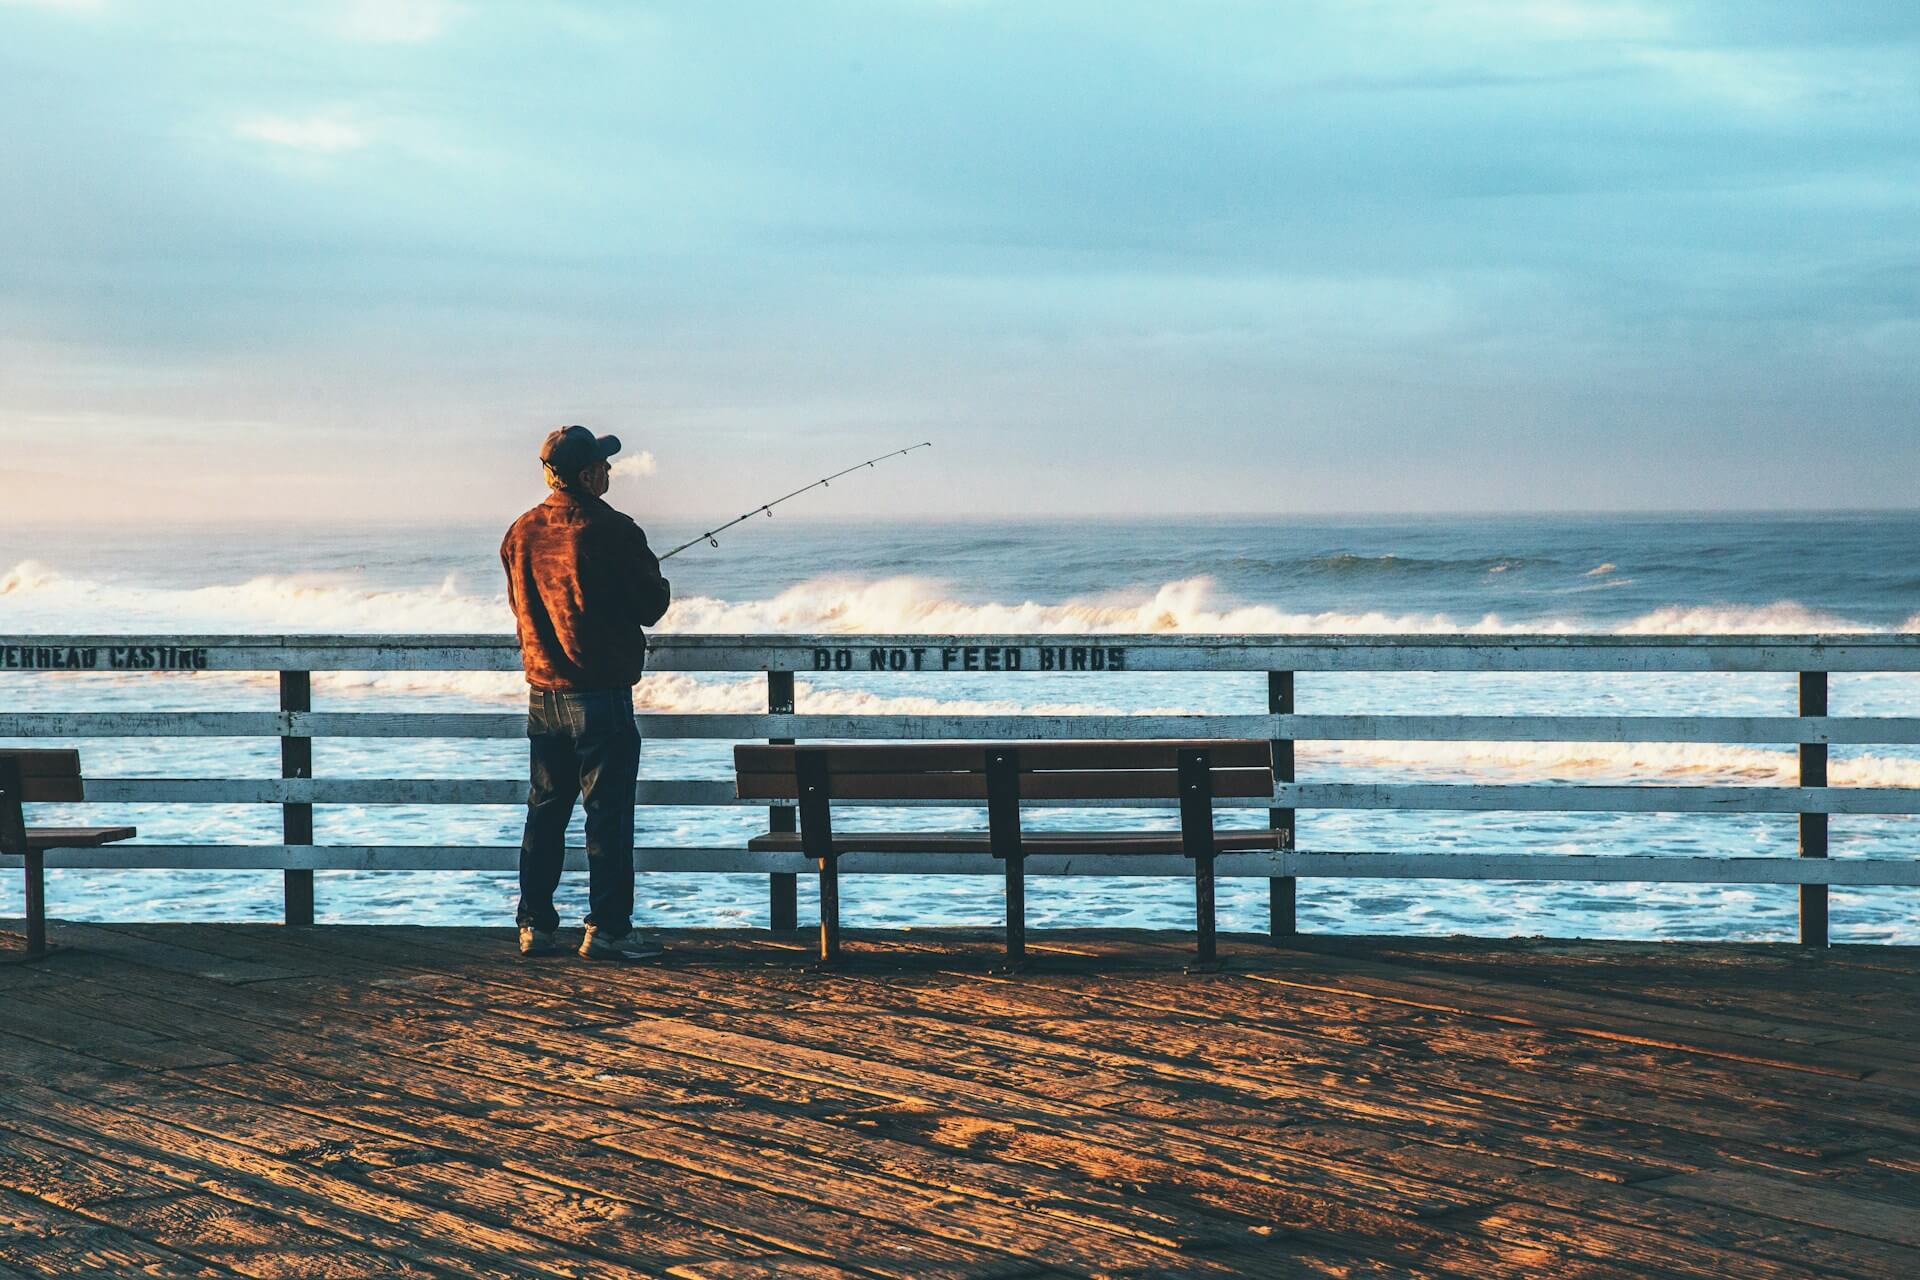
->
<box><xmin>517</xmin><ymin>687</ymin><xmax>639</xmax><ymax>936</ymax></box>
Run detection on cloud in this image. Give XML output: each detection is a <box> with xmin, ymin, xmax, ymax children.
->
<box><xmin>0</xmin><ymin>0</ymin><xmax>105</xmax><ymax>11</ymax></box>
<box><xmin>611</xmin><ymin>450</ymin><xmax>658</xmax><ymax>480</ymax></box>
<box><xmin>1632</xmin><ymin>47</ymin><xmax>1813</xmax><ymax>110</ymax></box>
<box><xmin>4</xmin><ymin>2</ymin><xmax>1919</xmax><ymax>519</ymax></box>
<box><xmin>234</xmin><ymin>114</ymin><xmax>367</xmax><ymax>154</ymax></box>
<box><xmin>337</xmin><ymin>0</ymin><xmax>458</xmax><ymax>44</ymax></box>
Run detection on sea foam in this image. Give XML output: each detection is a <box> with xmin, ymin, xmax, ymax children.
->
<box><xmin>7</xmin><ymin>560</ymin><xmax>1909</xmax><ymax>638</ymax></box>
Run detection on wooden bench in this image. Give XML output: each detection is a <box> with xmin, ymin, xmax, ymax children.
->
<box><xmin>735</xmin><ymin>740</ymin><xmax>1279</xmax><ymax>970</ymax></box>
<box><xmin>0</xmin><ymin>749</ymin><xmax>136</xmax><ymax>961</ymax></box>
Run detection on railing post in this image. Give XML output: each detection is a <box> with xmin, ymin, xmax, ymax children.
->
<box><xmin>1798</xmin><ymin>671</ymin><xmax>1828</xmax><ymax>947</ymax></box>
<box><xmin>766</xmin><ymin>669</ymin><xmax>799</xmax><ymax>931</ymax></box>
<box><xmin>1269</xmin><ymin>671</ymin><xmax>1296</xmax><ymax>939</ymax></box>
<box><xmin>281</xmin><ymin>670</ymin><xmax>314</xmax><ymax>927</ymax></box>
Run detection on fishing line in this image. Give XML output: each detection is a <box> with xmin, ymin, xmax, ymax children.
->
<box><xmin>658</xmin><ymin>441</ymin><xmax>933</xmax><ymax>560</ymax></box>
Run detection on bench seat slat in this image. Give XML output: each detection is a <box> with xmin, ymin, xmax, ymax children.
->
<box><xmin>747</xmin><ymin>829</ymin><xmax>1284</xmax><ymax>855</ymax></box>
<box><xmin>734</xmin><ymin>740</ymin><xmax>1272</xmax><ymax>775</ymax></box>
<box><xmin>24</xmin><ymin>826</ymin><xmax>137</xmax><ymax>850</ymax></box>
<box><xmin>738</xmin><ymin>766</ymin><xmax>1275</xmax><ymax>801</ymax></box>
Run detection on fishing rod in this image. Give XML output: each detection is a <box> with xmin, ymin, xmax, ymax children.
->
<box><xmin>659</xmin><ymin>441</ymin><xmax>933</xmax><ymax>560</ymax></box>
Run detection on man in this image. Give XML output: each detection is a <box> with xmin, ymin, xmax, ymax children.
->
<box><xmin>501</xmin><ymin>425</ymin><xmax>672</xmax><ymax>960</ymax></box>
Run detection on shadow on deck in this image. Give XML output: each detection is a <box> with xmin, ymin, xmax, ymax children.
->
<box><xmin>2</xmin><ymin>923</ymin><xmax>1918</xmax><ymax>1278</ymax></box>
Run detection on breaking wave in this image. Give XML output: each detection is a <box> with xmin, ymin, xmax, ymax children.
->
<box><xmin>5</xmin><ymin>560</ymin><xmax>1916</xmax><ymax>639</ymax></box>
<box><xmin>1</xmin><ymin>561</ymin><xmax>505</xmax><ymax>633</ymax></box>
<box><xmin>663</xmin><ymin>577</ymin><xmax>1911</xmax><ymax>636</ymax></box>
<box><xmin>662</xmin><ymin>575</ymin><xmax>1529</xmax><ymax>634</ymax></box>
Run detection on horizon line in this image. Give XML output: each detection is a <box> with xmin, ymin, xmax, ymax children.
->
<box><xmin>5</xmin><ymin>506</ymin><xmax>1920</xmax><ymax>532</ymax></box>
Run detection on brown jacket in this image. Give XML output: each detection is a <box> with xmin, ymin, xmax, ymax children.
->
<box><xmin>501</xmin><ymin>490</ymin><xmax>672</xmax><ymax>690</ymax></box>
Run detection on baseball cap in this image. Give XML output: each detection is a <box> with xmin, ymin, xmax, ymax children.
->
<box><xmin>539</xmin><ymin>425</ymin><xmax>621</xmax><ymax>475</ymax></box>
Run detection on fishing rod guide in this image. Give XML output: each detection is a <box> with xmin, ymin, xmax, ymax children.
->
<box><xmin>659</xmin><ymin>441</ymin><xmax>932</xmax><ymax>560</ymax></box>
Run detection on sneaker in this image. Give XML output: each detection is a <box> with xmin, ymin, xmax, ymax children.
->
<box><xmin>578</xmin><ymin>925</ymin><xmax>665</xmax><ymax>961</ymax></box>
<box><xmin>518</xmin><ymin>926</ymin><xmax>557</xmax><ymax>957</ymax></box>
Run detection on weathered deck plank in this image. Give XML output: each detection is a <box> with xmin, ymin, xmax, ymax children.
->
<box><xmin>2</xmin><ymin>923</ymin><xmax>1917</xmax><ymax>1279</ymax></box>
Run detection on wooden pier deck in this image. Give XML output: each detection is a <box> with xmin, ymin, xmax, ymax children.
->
<box><xmin>2</xmin><ymin>925</ymin><xmax>1917</xmax><ymax>1279</ymax></box>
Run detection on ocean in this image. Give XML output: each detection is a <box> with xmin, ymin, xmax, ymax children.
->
<box><xmin>3</xmin><ymin>512</ymin><xmax>1917</xmax><ymax>942</ymax></box>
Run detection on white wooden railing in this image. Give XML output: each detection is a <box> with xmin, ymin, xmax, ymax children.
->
<box><xmin>4</xmin><ymin>633</ymin><xmax>1919</xmax><ymax>945</ymax></box>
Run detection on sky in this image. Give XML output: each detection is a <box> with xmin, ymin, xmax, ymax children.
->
<box><xmin>1</xmin><ymin>0</ymin><xmax>1916</xmax><ymax>524</ymax></box>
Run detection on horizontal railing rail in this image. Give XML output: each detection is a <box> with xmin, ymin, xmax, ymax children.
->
<box><xmin>5</xmin><ymin>632</ymin><xmax>1919</xmax><ymax>944</ymax></box>
<box><xmin>38</xmin><ymin>778</ymin><xmax>1920</xmax><ymax>814</ymax></box>
<box><xmin>7</xmin><ymin>632</ymin><xmax>1920</xmax><ymax>670</ymax></box>
<box><xmin>8</xmin><ymin>711</ymin><xmax>1920</xmax><ymax>744</ymax></box>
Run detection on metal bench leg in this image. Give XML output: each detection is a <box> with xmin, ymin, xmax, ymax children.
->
<box><xmin>25</xmin><ymin>849</ymin><xmax>46</xmax><ymax>959</ymax></box>
<box><xmin>1193</xmin><ymin>853</ymin><xmax>1216</xmax><ymax>970</ymax></box>
<box><xmin>1179</xmin><ymin>748</ymin><xmax>1221</xmax><ymax>974</ymax></box>
<box><xmin>795</xmin><ymin>748</ymin><xmax>840</xmax><ymax>970</ymax></box>
<box><xmin>1002</xmin><ymin>854</ymin><xmax>1026</xmax><ymax>971</ymax></box>
<box><xmin>985</xmin><ymin>747</ymin><xmax>1028</xmax><ymax>973</ymax></box>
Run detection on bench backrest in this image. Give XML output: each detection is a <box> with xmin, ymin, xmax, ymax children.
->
<box><xmin>0</xmin><ymin>749</ymin><xmax>85</xmax><ymax>855</ymax></box>
<box><xmin>735</xmin><ymin>740</ymin><xmax>1274</xmax><ymax>801</ymax></box>
<box><xmin>0</xmin><ymin>749</ymin><xmax>84</xmax><ymax>803</ymax></box>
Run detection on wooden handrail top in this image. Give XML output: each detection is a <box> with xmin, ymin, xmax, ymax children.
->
<box><xmin>11</xmin><ymin>633</ymin><xmax>1920</xmax><ymax>672</ymax></box>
